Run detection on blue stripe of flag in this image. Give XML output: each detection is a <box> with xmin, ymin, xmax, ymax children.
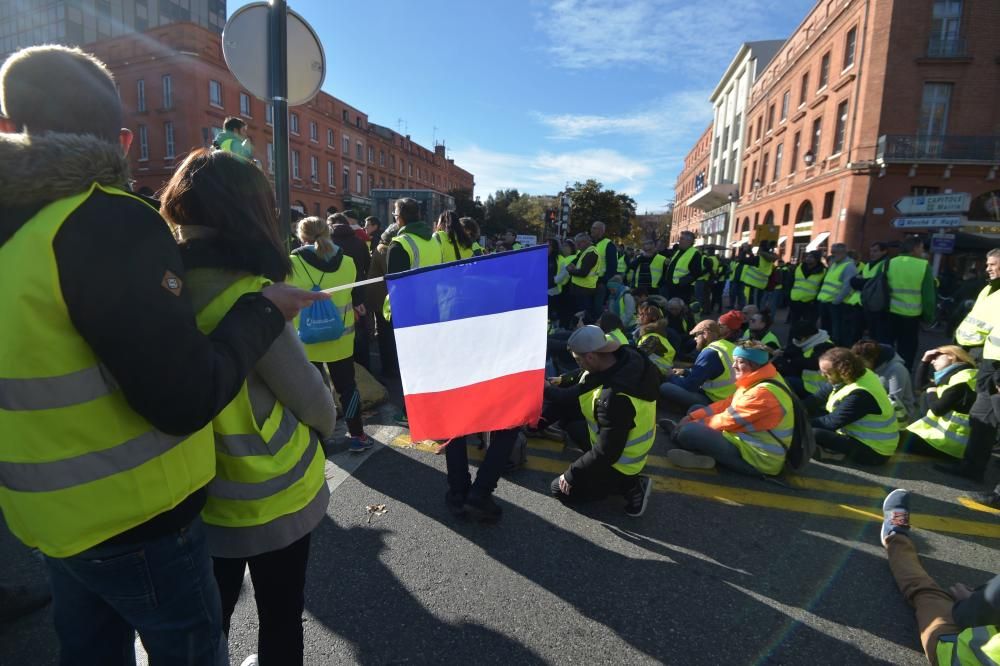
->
<box><xmin>386</xmin><ymin>244</ymin><xmax>548</xmax><ymax>329</ymax></box>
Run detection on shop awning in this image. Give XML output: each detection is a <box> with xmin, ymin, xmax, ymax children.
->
<box><xmin>805</xmin><ymin>232</ymin><xmax>831</xmax><ymax>252</ymax></box>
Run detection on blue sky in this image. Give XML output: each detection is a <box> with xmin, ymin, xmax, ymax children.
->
<box><xmin>289</xmin><ymin>0</ymin><xmax>817</xmax><ymax>213</ymax></box>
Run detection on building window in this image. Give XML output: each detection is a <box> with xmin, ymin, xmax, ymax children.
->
<box><xmin>931</xmin><ymin>0</ymin><xmax>963</xmax><ymax>54</ymax></box>
<box><xmin>843</xmin><ymin>27</ymin><xmax>857</xmax><ymax>70</ymax></box>
<box><xmin>911</xmin><ymin>186</ymin><xmax>941</xmax><ymax>196</ymax></box>
<box><xmin>773</xmin><ymin>143</ymin><xmax>783</xmax><ymax>180</ymax></box>
<box><xmin>822</xmin><ymin>191</ymin><xmax>835</xmax><ymax>219</ymax></box>
<box><xmin>164</xmin><ymin>121</ymin><xmax>175</xmax><ymax>158</ymax></box>
<box><xmin>810</xmin><ymin>117</ymin><xmax>822</xmax><ymax>158</ymax></box>
<box><xmin>780</xmin><ymin>90</ymin><xmax>790</xmax><ymax>122</ymax></box>
<box><xmin>782</xmin><ymin>203</ymin><xmax>791</xmax><ymax>226</ymax></box>
<box><xmin>239</xmin><ymin>92</ymin><xmax>251</xmax><ymax>116</ymax></box>
<box><xmin>265</xmin><ymin>103</ymin><xmax>273</xmax><ymax>126</ymax></box>
<box><xmin>408</xmin><ymin>161</ymin><xmax>413</xmax><ymax>177</ymax></box>
<box><xmin>138</xmin><ymin>125</ymin><xmax>148</xmax><ymax>160</ymax></box>
<box><xmin>755</xmin><ymin>116</ymin><xmax>762</xmax><ymax>141</ymax></box>
<box><xmin>327</xmin><ymin>128</ymin><xmax>334</xmax><ymax>147</ymax></box>
<box><xmin>355</xmin><ymin>141</ymin><xmax>362</xmax><ymax>159</ymax></box>
<box><xmin>791</xmin><ymin>131</ymin><xmax>801</xmax><ymax>173</ymax></box>
<box><xmin>356</xmin><ymin>171</ymin><xmax>363</xmax><ymax>193</ymax></box>
<box><xmin>369</xmin><ymin>174</ymin><xmax>375</xmax><ymax>192</ymax></box>
<box><xmin>290</xmin><ymin>113</ymin><xmax>299</xmax><ymax>135</ymax></box>
<box><xmin>766</xmin><ymin>104</ymin><xmax>775</xmax><ymax>132</ymax></box>
<box><xmin>209</xmin><ymin>80</ymin><xmax>222</xmax><ymax>107</ymax></box>
<box><xmin>136</xmin><ymin>79</ymin><xmax>146</xmax><ymax>112</ymax></box>
<box><xmin>379</xmin><ymin>150</ymin><xmax>385</xmax><ymax>167</ymax></box>
<box><xmin>292</xmin><ymin>150</ymin><xmax>300</xmax><ymax>179</ymax></box>
<box><xmin>368</xmin><ymin>146</ymin><xmax>374</xmax><ymax>163</ymax></box>
<box><xmin>310</xmin><ymin>155</ymin><xmax>319</xmax><ymax>182</ymax></box>
<box><xmin>343</xmin><ymin>166</ymin><xmax>350</xmax><ymax>192</ymax></box>
<box><xmin>356</xmin><ymin>116</ymin><xmax>361</xmax><ymax>128</ymax></box>
<box><xmin>343</xmin><ymin>134</ymin><xmax>350</xmax><ymax>154</ymax></box>
<box><xmin>308</xmin><ymin>121</ymin><xmax>318</xmax><ymax>142</ymax></box>
<box><xmin>162</xmin><ymin>74</ymin><xmax>172</xmax><ymax>109</ymax></box>
<box><xmin>799</xmin><ymin>72</ymin><xmax>809</xmax><ymax>106</ymax></box>
<box><xmin>818</xmin><ymin>53</ymin><xmax>830</xmax><ymax>90</ymax></box>
<box><xmin>266</xmin><ymin>143</ymin><xmax>274</xmax><ymax>174</ymax></box>
<box><xmin>833</xmin><ymin>100</ymin><xmax>849</xmax><ymax>154</ymax></box>
<box><xmin>919</xmin><ymin>83</ymin><xmax>952</xmax><ymax>136</ymax></box>
<box><xmin>760</xmin><ymin>153</ymin><xmax>770</xmax><ymax>185</ymax></box>
<box><xmin>327</xmin><ymin>160</ymin><xmax>335</xmax><ymax>187</ymax></box>
<box><xmin>342</xmin><ymin>109</ymin><xmax>349</xmax><ymax>122</ymax></box>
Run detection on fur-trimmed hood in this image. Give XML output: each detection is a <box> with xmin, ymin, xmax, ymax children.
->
<box><xmin>0</xmin><ymin>131</ymin><xmax>129</xmax><ymax>208</ymax></box>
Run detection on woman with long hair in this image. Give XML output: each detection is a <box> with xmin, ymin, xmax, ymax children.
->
<box><xmin>160</xmin><ymin>148</ymin><xmax>334</xmax><ymax>666</ymax></box>
<box><xmin>433</xmin><ymin>210</ymin><xmax>474</xmax><ymax>263</ymax></box>
<box><xmin>461</xmin><ymin>217</ymin><xmax>484</xmax><ymax>256</ymax></box>
<box><xmin>288</xmin><ymin>215</ymin><xmax>371</xmax><ymax>453</ymax></box>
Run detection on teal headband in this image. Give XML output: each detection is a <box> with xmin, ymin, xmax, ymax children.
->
<box><xmin>733</xmin><ymin>346</ymin><xmax>769</xmax><ymax>365</ymax></box>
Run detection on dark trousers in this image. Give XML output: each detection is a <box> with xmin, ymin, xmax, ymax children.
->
<box><xmin>819</xmin><ymin>302</ymin><xmax>835</xmax><ymax>336</ymax></box>
<box><xmin>865</xmin><ymin>309</ymin><xmax>892</xmax><ymax>343</ymax></box>
<box><xmin>712</xmin><ymin>282</ymin><xmax>725</xmax><ymax>314</ymax></box>
<box><xmin>665</xmin><ymin>282</ymin><xmax>694</xmax><ymax>305</ymax></box>
<box><xmin>213</xmin><ymin>533</ymin><xmax>311</xmax><ymax>666</ymax></box>
<box><xmin>814</xmin><ymin>429</ymin><xmax>891</xmax><ymax>465</ymax></box>
<box><xmin>374</xmin><ymin>310</ymin><xmax>399</xmax><ymax>379</ymax></box>
<box><xmin>314</xmin><ymin>358</ymin><xmax>363</xmax><ymax>437</ymax></box>
<box><xmin>590</xmin><ymin>281</ymin><xmax>608</xmax><ymax>323</ymax></box>
<box><xmin>445</xmin><ymin>429</ymin><xmax>518</xmax><ymax>501</ymax></box>
<box><xmin>960</xmin><ymin>370</ymin><xmax>1000</xmax><ymax>479</ymax></box>
<box><xmin>570</xmin><ymin>285</ymin><xmax>596</xmax><ymax>323</ymax></box>
<box><xmin>353</xmin><ymin>314</ymin><xmax>371</xmax><ymax>371</ymax></box>
<box><xmin>788</xmin><ymin>300</ymin><xmax>817</xmax><ymax>326</ymax></box>
<box><xmin>732</xmin><ymin>283</ymin><xmax>748</xmax><ymax>309</ymax></box>
<box><xmin>889</xmin><ymin>313</ymin><xmax>921</xmax><ymax>369</ymax></box>
<box><xmin>831</xmin><ymin>304</ymin><xmax>862</xmax><ymax>347</ymax></box>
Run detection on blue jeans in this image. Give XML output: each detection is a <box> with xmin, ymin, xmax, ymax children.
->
<box><xmin>675</xmin><ymin>423</ymin><xmax>761</xmax><ymax>476</ymax></box>
<box><xmin>44</xmin><ymin>517</ymin><xmax>225</xmax><ymax>666</ymax></box>
<box><xmin>659</xmin><ymin>381</ymin><xmax>709</xmax><ymax>412</ymax></box>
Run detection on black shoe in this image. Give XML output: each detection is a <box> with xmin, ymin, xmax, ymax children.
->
<box><xmin>444</xmin><ymin>489</ymin><xmax>467</xmax><ymax>517</ymax></box>
<box><xmin>657</xmin><ymin>418</ymin><xmax>677</xmax><ymax>441</ymax></box>
<box><xmin>624</xmin><ymin>475</ymin><xmax>653</xmax><ymax>517</ymax></box>
<box><xmin>933</xmin><ymin>462</ymin><xmax>985</xmax><ymax>484</ymax></box>
<box><xmin>463</xmin><ymin>494</ymin><xmax>502</xmax><ymax>523</ymax></box>
<box><xmin>964</xmin><ymin>489</ymin><xmax>1000</xmax><ymax>511</ymax></box>
<box><xmin>0</xmin><ymin>583</ymin><xmax>51</xmax><ymax>623</ymax></box>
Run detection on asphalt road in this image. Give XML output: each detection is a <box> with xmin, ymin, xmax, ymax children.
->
<box><xmin>3</xmin><ymin>407</ymin><xmax>997</xmax><ymax>666</ymax></box>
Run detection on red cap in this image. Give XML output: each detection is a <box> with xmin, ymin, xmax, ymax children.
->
<box><xmin>719</xmin><ymin>310</ymin><xmax>745</xmax><ymax>332</ymax></box>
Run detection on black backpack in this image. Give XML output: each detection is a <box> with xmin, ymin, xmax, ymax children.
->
<box><xmin>862</xmin><ymin>261</ymin><xmax>890</xmax><ymax>313</ymax></box>
<box><xmin>758</xmin><ymin>379</ymin><xmax>816</xmax><ymax>473</ymax></box>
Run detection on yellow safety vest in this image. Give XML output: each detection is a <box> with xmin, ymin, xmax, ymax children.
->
<box><xmin>579</xmin><ymin>385</ymin><xmax>656</xmax><ymax>475</ymax></box>
<box><xmin>742</xmin><ymin>329</ymin><xmax>782</xmax><ymax>349</ymax></box>
<box><xmin>633</xmin><ymin>254</ymin><xmax>666</xmax><ymax>289</ymax></box>
<box><xmin>383</xmin><ymin>229</ymin><xmax>444</xmax><ymax>320</ymax></box>
<box><xmin>607</xmin><ymin>329</ymin><xmax>629</xmax><ymax>346</ymax></box>
<box><xmin>637</xmin><ymin>332</ymin><xmax>675</xmax><ymax>376</ymax></box>
<box><xmin>906</xmin><ymin>367</ymin><xmax>977</xmax><ymax>459</ymax></box>
<box><xmin>801</xmin><ymin>345</ymin><xmax>827</xmax><ymax>395</ymax></box>
<box><xmin>699</xmin><ymin>255</ymin><xmax>719</xmax><ymax>282</ymax></box>
<box><xmin>616</xmin><ymin>253</ymin><xmax>627</xmax><ymax>275</ymax></box>
<box><xmin>669</xmin><ymin>247</ymin><xmax>699</xmax><ymax>285</ymax></box>
<box><xmin>704</xmin><ymin>340</ymin><xmax>737</xmax><ymax>401</ymax></box>
<box><xmin>433</xmin><ymin>230</ymin><xmax>474</xmax><ymax>264</ymax></box>
<box><xmin>818</xmin><ymin>260</ymin><xmax>852</xmax><ymax>304</ymax></box>
<box><xmin>0</xmin><ymin>183</ymin><xmax>215</xmax><ymax>558</ymax></box>
<box><xmin>825</xmin><ymin>369</ymin><xmax>900</xmax><ymax>456</ymax></box>
<box><xmin>936</xmin><ymin>625</ymin><xmax>1000</xmax><ymax>666</ymax></box>
<box><xmin>956</xmin><ymin>285</ymin><xmax>1000</xmax><ymax>348</ymax></box>
<box><xmin>721</xmin><ymin>376</ymin><xmax>793</xmax><ymax>476</ymax></box>
<box><xmin>570</xmin><ymin>246</ymin><xmax>599</xmax><ymax>289</ymax></box>
<box><xmin>844</xmin><ymin>262</ymin><xmax>862</xmax><ymax>306</ymax></box>
<box><xmin>887</xmin><ymin>256</ymin><xmax>928</xmax><ymax>317</ymax></box>
<box><xmin>594</xmin><ymin>237</ymin><xmax>612</xmax><ymax>278</ymax></box>
<box><xmin>194</xmin><ymin>274</ymin><xmax>326</xmax><ymax>531</ymax></box>
<box><xmin>790</xmin><ymin>266</ymin><xmax>824</xmax><ymax>302</ymax></box>
<box><xmin>288</xmin><ymin>253</ymin><xmax>356</xmax><ymax>362</ymax></box>
<box><xmin>741</xmin><ymin>256</ymin><xmax>774</xmax><ymax>290</ymax></box>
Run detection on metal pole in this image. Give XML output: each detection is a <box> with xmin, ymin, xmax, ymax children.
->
<box><xmin>268</xmin><ymin>0</ymin><xmax>290</xmax><ymax>239</ymax></box>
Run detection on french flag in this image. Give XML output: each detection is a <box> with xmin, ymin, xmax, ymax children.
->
<box><xmin>385</xmin><ymin>245</ymin><xmax>548</xmax><ymax>441</ymax></box>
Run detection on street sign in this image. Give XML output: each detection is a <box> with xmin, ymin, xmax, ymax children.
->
<box><xmin>930</xmin><ymin>233</ymin><xmax>956</xmax><ymax>255</ymax></box>
<box><xmin>891</xmin><ymin>216</ymin><xmax>965</xmax><ymax>229</ymax></box>
<box><xmin>893</xmin><ymin>193</ymin><xmax>971</xmax><ymax>215</ymax></box>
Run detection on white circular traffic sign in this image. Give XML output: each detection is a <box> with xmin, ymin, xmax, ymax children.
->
<box><xmin>222</xmin><ymin>2</ymin><xmax>326</xmax><ymax>107</ymax></box>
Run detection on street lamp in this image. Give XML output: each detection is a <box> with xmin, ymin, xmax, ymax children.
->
<box><xmin>752</xmin><ymin>178</ymin><xmax>762</xmax><ymax>190</ymax></box>
<box><xmin>803</xmin><ymin>151</ymin><xmax>815</xmax><ymax>167</ymax></box>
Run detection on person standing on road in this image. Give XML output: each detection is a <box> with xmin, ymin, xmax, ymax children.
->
<box><xmin>817</xmin><ymin>243</ymin><xmax>860</xmax><ymax>346</ymax></box>
<box><xmin>878</xmin><ymin>489</ymin><xmax>1000</xmax><ymax>665</ymax></box>
<box><xmin>662</xmin><ymin>231</ymin><xmax>703</xmax><ymax>303</ymax></box>
<box><xmin>886</xmin><ymin>237</ymin><xmax>936</xmax><ymax>368</ymax></box>
<box><xmin>163</xmin><ymin>149</ymin><xmax>336</xmax><ymax>666</ymax></box>
<box><xmin>590</xmin><ymin>221</ymin><xmax>618</xmax><ymax>322</ymax></box>
<box><xmin>566</xmin><ymin>232</ymin><xmax>600</xmax><ymax>322</ymax></box>
<box><xmin>630</xmin><ymin>240</ymin><xmax>666</xmax><ymax>292</ymax></box>
<box><xmin>788</xmin><ymin>251</ymin><xmax>825</xmax><ymax>325</ymax></box>
<box><xmin>546</xmin><ymin>327</ymin><xmax>658</xmax><ymax>517</ymax></box>
<box><xmin>851</xmin><ymin>242</ymin><xmax>891</xmax><ymax>341</ymax></box>
<box><xmin>0</xmin><ymin>45</ymin><xmax>321</xmax><ymax>665</ymax></box>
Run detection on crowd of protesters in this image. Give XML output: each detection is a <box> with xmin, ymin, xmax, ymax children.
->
<box><xmin>0</xmin><ymin>44</ymin><xmax>997</xmax><ymax>666</ymax></box>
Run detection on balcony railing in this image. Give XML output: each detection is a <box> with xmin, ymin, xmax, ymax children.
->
<box><xmin>876</xmin><ymin>134</ymin><xmax>1000</xmax><ymax>164</ymax></box>
<box><xmin>926</xmin><ymin>36</ymin><xmax>967</xmax><ymax>58</ymax></box>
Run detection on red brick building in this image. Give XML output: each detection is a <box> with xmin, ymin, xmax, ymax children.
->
<box><xmin>734</xmin><ymin>0</ymin><xmax>999</xmax><ymax>261</ymax></box>
<box><xmin>87</xmin><ymin>22</ymin><xmax>474</xmax><ymax>218</ymax></box>
<box><xmin>671</xmin><ymin>124</ymin><xmax>713</xmax><ymax>245</ymax></box>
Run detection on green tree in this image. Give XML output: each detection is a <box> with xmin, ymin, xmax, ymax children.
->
<box><xmin>566</xmin><ymin>180</ymin><xmax>636</xmax><ymax>238</ymax></box>
<box><xmin>449</xmin><ymin>188</ymin><xmax>484</xmax><ymax>224</ymax></box>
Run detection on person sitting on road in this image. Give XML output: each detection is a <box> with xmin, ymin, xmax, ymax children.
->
<box><xmin>659</xmin><ymin>320</ymin><xmax>736</xmax><ymax>411</ymax></box>
<box><xmin>607</xmin><ymin>275</ymin><xmax>637</xmax><ymax>329</ymax></box>
<box><xmin>719</xmin><ymin>309</ymin><xmax>746</xmax><ymax>344</ymax></box>
<box><xmin>774</xmin><ymin>320</ymin><xmax>835</xmax><ymax>398</ymax></box>
<box><xmin>904</xmin><ymin>345</ymin><xmax>978</xmax><ymax>460</ymax></box>
<box><xmin>664</xmin><ymin>298</ymin><xmax>695</xmax><ymax>352</ymax></box>
<box><xmin>599</xmin><ymin>311</ymin><xmax>632</xmax><ymax>347</ymax></box>
<box><xmin>545</xmin><ymin>326</ymin><xmax>659</xmax><ymax>517</ymax></box>
<box><xmin>809</xmin><ymin>347</ymin><xmax>900</xmax><ymax>465</ymax></box>
<box><xmin>852</xmin><ymin>340</ymin><xmax>918</xmax><ymax>427</ymax></box>
<box><xmin>743</xmin><ymin>310</ymin><xmax>781</xmax><ymax>350</ymax></box>
<box><xmin>878</xmin><ymin>489</ymin><xmax>1000</xmax><ymax>666</ymax></box>
<box><xmin>634</xmin><ymin>304</ymin><xmax>676</xmax><ymax>377</ymax></box>
<box><xmin>664</xmin><ymin>341</ymin><xmax>793</xmax><ymax>476</ymax></box>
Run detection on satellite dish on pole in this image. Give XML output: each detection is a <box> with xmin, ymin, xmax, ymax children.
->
<box><xmin>222</xmin><ymin>2</ymin><xmax>325</xmax><ymax>106</ymax></box>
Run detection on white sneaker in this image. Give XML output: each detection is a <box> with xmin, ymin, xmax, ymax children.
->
<box><xmin>240</xmin><ymin>655</ymin><xmax>259</xmax><ymax>666</ymax></box>
<box><xmin>667</xmin><ymin>448</ymin><xmax>716</xmax><ymax>470</ymax></box>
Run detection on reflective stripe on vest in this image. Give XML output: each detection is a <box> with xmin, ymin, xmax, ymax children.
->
<box><xmin>790</xmin><ymin>266</ymin><xmax>824</xmax><ymax>302</ymax></box>
<box><xmin>906</xmin><ymin>368</ymin><xmax>977</xmax><ymax>459</ymax></box>
<box><xmin>571</xmin><ymin>246</ymin><xmax>599</xmax><ymax>289</ymax></box>
<box><xmin>720</xmin><ymin>377</ymin><xmax>793</xmax><ymax>476</ymax></box>
<box><xmin>638</xmin><ymin>332</ymin><xmax>675</xmax><ymax>375</ymax></box>
<box><xmin>935</xmin><ymin>625</ymin><xmax>1000</xmax><ymax>666</ymax></box>
<box><xmin>0</xmin><ymin>183</ymin><xmax>215</xmax><ymax>558</ymax></box>
<box><xmin>887</xmin><ymin>256</ymin><xmax>928</xmax><ymax>317</ymax></box>
<box><xmin>800</xmin><ymin>343</ymin><xmax>828</xmax><ymax>394</ymax></box>
<box><xmin>669</xmin><ymin>247</ymin><xmax>699</xmax><ymax>284</ymax></box>
<box><xmin>818</xmin><ymin>260</ymin><xmax>851</xmax><ymax>303</ymax></box>
<box><xmin>956</xmin><ymin>286</ymin><xmax>999</xmax><ymax>348</ymax></box>
<box><xmin>607</xmin><ymin>329</ymin><xmax>629</xmax><ymax>346</ymax></box>
<box><xmin>703</xmin><ymin>340</ymin><xmax>737</xmax><ymax>401</ymax></box>
<box><xmin>741</xmin><ymin>257</ymin><xmax>774</xmax><ymax>290</ymax></box>
<box><xmin>195</xmin><ymin>274</ymin><xmax>327</xmax><ymax>529</ymax></box>
<box><xmin>579</xmin><ymin>386</ymin><xmax>656</xmax><ymax>475</ymax></box>
<box><xmin>594</xmin><ymin>238</ymin><xmax>612</xmax><ymax>277</ymax></box>
<box><xmin>825</xmin><ymin>369</ymin><xmax>900</xmax><ymax>455</ymax></box>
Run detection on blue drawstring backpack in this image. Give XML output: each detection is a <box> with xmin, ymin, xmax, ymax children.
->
<box><xmin>296</xmin><ymin>255</ymin><xmax>346</xmax><ymax>344</ymax></box>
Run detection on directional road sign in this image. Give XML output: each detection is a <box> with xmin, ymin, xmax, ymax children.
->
<box><xmin>891</xmin><ymin>216</ymin><xmax>965</xmax><ymax>229</ymax></box>
<box><xmin>893</xmin><ymin>193</ymin><xmax>971</xmax><ymax>215</ymax></box>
